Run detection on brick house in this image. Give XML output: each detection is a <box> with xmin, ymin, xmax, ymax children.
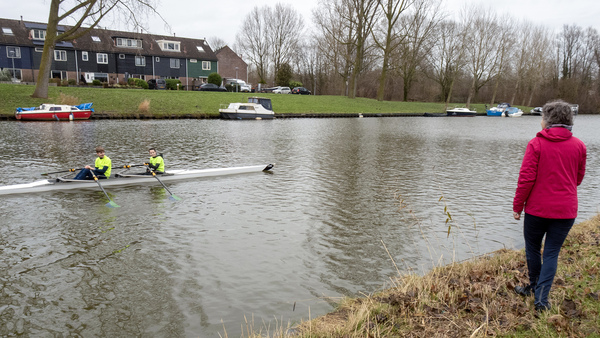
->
<box><xmin>215</xmin><ymin>45</ymin><xmax>247</xmax><ymax>83</ymax></box>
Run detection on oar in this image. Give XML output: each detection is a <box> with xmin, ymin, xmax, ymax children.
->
<box><xmin>41</xmin><ymin>168</ymin><xmax>80</xmax><ymax>176</ymax></box>
<box><xmin>89</xmin><ymin>170</ymin><xmax>120</xmax><ymax>208</ymax></box>
<box><xmin>146</xmin><ymin>166</ymin><xmax>181</xmax><ymax>201</ymax></box>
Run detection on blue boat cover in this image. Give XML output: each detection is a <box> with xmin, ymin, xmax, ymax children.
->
<box><xmin>75</xmin><ymin>103</ymin><xmax>93</xmax><ymax>110</ymax></box>
<box><xmin>16</xmin><ymin>107</ymin><xmax>36</xmax><ymax>112</ymax></box>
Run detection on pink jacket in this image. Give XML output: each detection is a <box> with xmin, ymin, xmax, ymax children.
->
<box><xmin>513</xmin><ymin>127</ymin><xmax>586</xmax><ymax>219</ymax></box>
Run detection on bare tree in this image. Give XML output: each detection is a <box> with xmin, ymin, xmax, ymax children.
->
<box><xmin>347</xmin><ymin>0</ymin><xmax>380</xmax><ymax>98</ymax></box>
<box><xmin>394</xmin><ymin>0</ymin><xmax>442</xmax><ymax>101</ymax></box>
<box><xmin>462</xmin><ymin>6</ymin><xmax>503</xmax><ymax>107</ymax></box>
<box><xmin>372</xmin><ymin>0</ymin><xmax>413</xmax><ymax>101</ymax></box>
<box><xmin>207</xmin><ymin>36</ymin><xmax>227</xmax><ymax>52</ymax></box>
<box><xmin>236</xmin><ymin>6</ymin><xmax>271</xmax><ymax>84</ymax></box>
<box><xmin>523</xmin><ymin>26</ymin><xmax>553</xmax><ymax>106</ymax></box>
<box><xmin>486</xmin><ymin>14</ymin><xmax>514</xmax><ymax>106</ymax></box>
<box><xmin>32</xmin><ymin>0</ymin><xmax>161</xmax><ymax>98</ymax></box>
<box><xmin>267</xmin><ymin>3</ymin><xmax>304</xmax><ymax>77</ymax></box>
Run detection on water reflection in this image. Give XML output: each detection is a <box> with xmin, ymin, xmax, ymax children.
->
<box><xmin>0</xmin><ymin>116</ymin><xmax>599</xmax><ymax>336</ymax></box>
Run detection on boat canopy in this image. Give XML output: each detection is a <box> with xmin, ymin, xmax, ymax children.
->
<box><xmin>248</xmin><ymin>97</ymin><xmax>272</xmax><ymax>111</ymax></box>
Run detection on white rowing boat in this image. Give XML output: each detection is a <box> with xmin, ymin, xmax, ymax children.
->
<box><xmin>0</xmin><ymin>164</ymin><xmax>274</xmax><ymax>195</ymax></box>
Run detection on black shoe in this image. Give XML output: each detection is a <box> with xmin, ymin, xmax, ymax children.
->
<box><xmin>535</xmin><ymin>303</ymin><xmax>550</xmax><ymax>313</ymax></box>
<box><xmin>514</xmin><ymin>285</ymin><xmax>534</xmax><ymax>297</ymax></box>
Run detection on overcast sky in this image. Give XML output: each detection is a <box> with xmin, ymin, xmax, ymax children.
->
<box><xmin>1</xmin><ymin>0</ymin><xmax>598</xmax><ymax>49</ymax></box>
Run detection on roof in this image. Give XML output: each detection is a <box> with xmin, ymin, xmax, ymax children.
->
<box><xmin>0</xmin><ymin>17</ymin><xmax>217</xmax><ymax>61</ymax></box>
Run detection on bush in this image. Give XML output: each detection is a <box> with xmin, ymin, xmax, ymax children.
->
<box><xmin>289</xmin><ymin>81</ymin><xmax>303</xmax><ymax>88</ymax></box>
<box><xmin>92</xmin><ymin>79</ymin><xmax>102</xmax><ymax>86</ymax></box>
<box><xmin>165</xmin><ymin>79</ymin><xmax>181</xmax><ymax>90</ymax></box>
<box><xmin>128</xmin><ymin>78</ymin><xmax>149</xmax><ymax>89</ymax></box>
<box><xmin>68</xmin><ymin>79</ymin><xmax>77</xmax><ymax>85</ymax></box>
<box><xmin>0</xmin><ymin>69</ymin><xmax>11</xmax><ymax>81</ymax></box>
<box><xmin>207</xmin><ymin>72</ymin><xmax>222</xmax><ymax>86</ymax></box>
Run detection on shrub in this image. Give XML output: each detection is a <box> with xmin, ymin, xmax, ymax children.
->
<box><xmin>289</xmin><ymin>81</ymin><xmax>303</xmax><ymax>88</ymax></box>
<box><xmin>92</xmin><ymin>79</ymin><xmax>102</xmax><ymax>86</ymax></box>
<box><xmin>138</xmin><ymin>99</ymin><xmax>150</xmax><ymax>114</ymax></box>
<box><xmin>0</xmin><ymin>69</ymin><xmax>11</xmax><ymax>81</ymax></box>
<box><xmin>165</xmin><ymin>79</ymin><xmax>181</xmax><ymax>90</ymax></box>
<box><xmin>127</xmin><ymin>78</ymin><xmax>136</xmax><ymax>86</ymax></box>
<box><xmin>131</xmin><ymin>78</ymin><xmax>148</xmax><ymax>89</ymax></box>
<box><xmin>68</xmin><ymin>79</ymin><xmax>77</xmax><ymax>85</ymax></box>
<box><xmin>207</xmin><ymin>72</ymin><xmax>222</xmax><ymax>86</ymax></box>
<box><xmin>49</xmin><ymin>78</ymin><xmax>61</xmax><ymax>85</ymax></box>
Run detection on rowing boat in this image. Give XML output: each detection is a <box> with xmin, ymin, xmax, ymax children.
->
<box><xmin>0</xmin><ymin>164</ymin><xmax>274</xmax><ymax>195</ymax></box>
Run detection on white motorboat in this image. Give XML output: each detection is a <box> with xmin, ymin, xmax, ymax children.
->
<box><xmin>446</xmin><ymin>107</ymin><xmax>477</xmax><ymax>116</ymax></box>
<box><xmin>0</xmin><ymin>164</ymin><xmax>274</xmax><ymax>195</ymax></box>
<box><xmin>500</xmin><ymin>107</ymin><xmax>523</xmax><ymax>117</ymax></box>
<box><xmin>219</xmin><ymin>97</ymin><xmax>275</xmax><ymax>119</ymax></box>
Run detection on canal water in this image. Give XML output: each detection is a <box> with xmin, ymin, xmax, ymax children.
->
<box><xmin>1</xmin><ymin>115</ymin><xmax>599</xmax><ymax>337</ymax></box>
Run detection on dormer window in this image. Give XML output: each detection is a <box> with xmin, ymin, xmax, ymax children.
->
<box><xmin>32</xmin><ymin>29</ymin><xmax>46</xmax><ymax>40</ymax></box>
<box><xmin>116</xmin><ymin>37</ymin><xmax>142</xmax><ymax>48</ymax></box>
<box><xmin>157</xmin><ymin>40</ymin><xmax>180</xmax><ymax>52</ymax></box>
<box><xmin>196</xmin><ymin>46</ymin><xmax>204</xmax><ymax>52</ymax></box>
<box><xmin>91</xmin><ymin>36</ymin><xmax>101</xmax><ymax>42</ymax></box>
<box><xmin>2</xmin><ymin>27</ymin><xmax>13</xmax><ymax>35</ymax></box>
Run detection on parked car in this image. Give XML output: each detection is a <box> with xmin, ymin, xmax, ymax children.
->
<box><xmin>147</xmin><ymin>79</ymin><xmax>166</xmax><ymax>90</ymax></box>
<box><xmin>198</xmin><ymin>83</ymin><xmax>227</xmax><ymax>92</ymax></box>
<box><xmin>273</xmin><ymin>86</ymin><xmax>291</xmax><ymax>94</ymax></box>
<box><xmin>225</xmin><ymin>79</ymin><xmax>252</xmax><ymax>92</ymax></box>
<box><xmin>259</xmin><ymin>87</ymin><xmax>276</xmax><ymax>93</ymax></box>
<box><xmin>292</xmin><ymin>87</ymin><xmax>311</xmax><ymax>95</ymax></box>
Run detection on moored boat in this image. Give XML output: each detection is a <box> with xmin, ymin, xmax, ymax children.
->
<box><xmin>15</xmin><ymin>103</ymin><xmax>94</xmax><ymax>121</ymax></box>
<box><xmin>486</xmin><ymin>102</ymin><xmax>511</xmax><ymax>116</ymax></box>
<box><xmin>500</xmin><ymin>107</ymin><xmax>523</xmax><ymax>117</ymax></box>
<box><xmin>219</xmin><ymin>97</ymin><xmax>275</xmax><ymax>119</ymax></box>
<box><xmin>0</xmin><ymin>164</ymin><xmax>274</xmax><ymax>195</ymax></box>
<box><xmin>446</xmin><ymin>107</ymin><xmax>477</xmax><ymax>116</ymax></box>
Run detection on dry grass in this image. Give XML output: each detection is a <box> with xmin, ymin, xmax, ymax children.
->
<box><xmin>288</xmin><ymin>215</ymin><xmax>600</xmax><ymax>337</ymax></box>
<box><xmin>55</xmin><ymin>92</ymin><xmax>80</xmax><ymax>105</ymax></box>
<box><xmin>138</xmin><ymin>99</ymin><xmax>151</xmax><ymax>114</ymax></box>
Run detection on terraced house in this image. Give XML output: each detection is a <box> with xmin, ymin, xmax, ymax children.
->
<box><xmin>0</xmin><ymin>17</ymin><xmax>219</xmax><ymax>89</ymax></box>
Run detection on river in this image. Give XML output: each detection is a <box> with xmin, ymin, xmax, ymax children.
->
<box><xmin>1</xmin><ymin>115</ymin><xmax>599</xmax><ymax>337</ymax></box>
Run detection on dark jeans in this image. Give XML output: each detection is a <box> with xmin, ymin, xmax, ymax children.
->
<box><xmin>523</xmin><ymin>213</ymin><xmax>574</xmax><ymax>309</ymax></box>
<box><xmin>74</xmin><ymin>168</ymin><xmax>106</xmax><ymax>180</ymax></box>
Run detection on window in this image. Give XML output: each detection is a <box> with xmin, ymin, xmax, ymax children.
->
<box><xmin>196</xmin><ymin>46</ymin><xmax>204</xmax><ymax>52</ymax></box>
<box><xmin>35</xmin><ymin>47</ymin><xmax>43</xmax><ymax>52</ymax></box>
<box><xmin>7</xmin><ymin>46</ymin><xmax>21</xmax><ymax>58</ymax></box>
<box><xmin>190</xmin><ymin>59</ymin><xmax>197</xmax><ymax>63</ymax></box>
<box><xmin>116</xmin><ymin>38</ymin><xmax>142</xmax><ymax>48</ymax></box>
<box><xmin>91</xmin><ymin>36</ymin><xmax>101</xmax><ymax>42</ymax></box>
<box><xmin>54</xmin><ymin>50</ymin><xmax>67</xmax><ymax>61</ymax></box>
<box><xmin>202</xmin><ymin>61</ymin><xmax>211</xmax><ymax>70</ymax></box>
<box><xmin>97</xmin><ymin>53</ymin><xmax>108</xmax><ymax>64</ymax></box>
<box><xmin>32</xmin><ymin>29</ymin><xmax>46</xmax><ymax>40</ymax></box>
<box><xmin>81</xmin><ymin>51</ymin><xmax>88</xmax><ymax>61</ymax></box>
<box><xmin>170</xmin><ymin>58</ymin><xmax>180</xmax><ymax>69</ymax></box>
<box><xmin>157</xmin><ymin>40</ymin><xmax>180</xmax><ymax>52</ymax></box>
<box><xmin>119</xmin><ymin>54</ymin><xmax>125</xmax><ymax>59</ymax></box>
<box><xmin>135</xmin><ymin>56</ymin><xmax>145</xmax><ymax>66</ymax></box>
<box><xmin>2</xmin><ymin>27</ymin><xmax>14</xmax><ymax>35</ymax></box>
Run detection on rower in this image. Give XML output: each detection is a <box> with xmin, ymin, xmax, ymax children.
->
<box><xmin>74</xmin><ymin>146</ymin><xmax>112</xmax><ymax>180</ymax></box>
<box><xmin>147</xmin><ymin>148</ymin><xmax>165</xmax><ymax>174</ymax></box>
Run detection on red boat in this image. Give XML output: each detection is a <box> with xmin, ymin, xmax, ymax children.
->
<box><xmin>15</xmin><ymin>103</ymin><xmax>94</xmax><ymax>121</ymax></box>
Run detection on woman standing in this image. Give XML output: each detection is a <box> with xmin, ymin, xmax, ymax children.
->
<box><xmin>512</xmin><ymin>100</ymin><xmax>586</xmax><ymax>312</ymax></box>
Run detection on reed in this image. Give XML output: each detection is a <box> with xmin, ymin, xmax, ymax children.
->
<box><xmin>55</xmin><ymin>92</ymin><xmax>80</xmax><ymax>105</ymax></box>
<box><xmin>138</xmin><ymin>99</ymin><xmax>151</xmax><ymax>114</ymax></box>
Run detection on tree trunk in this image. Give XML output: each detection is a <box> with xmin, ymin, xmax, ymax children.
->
<box><xmin>490</xmin><ymin>75</ymin><xmax>500</xmax><ymax>106</ymax></box>
<box><xmin>465</xmin><ymin>77</ymin><xmax>476</xmax><ymax>108</ymax></box>
<box><xmin>377</xmin><ymin>52</ymin><xmax>390</xmax><ymax>101</ymax></box>
<box><xmin>32</xmin><ymin>0</ymin><xmax>60</xmax><ymax>99</ymax></box>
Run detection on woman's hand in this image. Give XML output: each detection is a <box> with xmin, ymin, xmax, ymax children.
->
<box><xmin>513</xmin><ymin>212</ymin><xmax>521</xmax><ymax>220</ymax></box>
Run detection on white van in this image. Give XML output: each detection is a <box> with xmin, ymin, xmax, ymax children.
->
<box><xmin>226</xmin><ymin>79</ymin><xmax>252</xmax><ymax>92</ymax></box>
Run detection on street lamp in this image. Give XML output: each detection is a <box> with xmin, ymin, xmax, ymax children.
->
<box><xmin>235</xmin><ymin>67</ymin><xmax>239</xmax><ymax>93</ymax></box>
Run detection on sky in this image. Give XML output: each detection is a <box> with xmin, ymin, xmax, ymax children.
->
<box><xmin>1</xmin><ymin>0</ymin><xmax>599</xmax><ymax>50</ymax></box>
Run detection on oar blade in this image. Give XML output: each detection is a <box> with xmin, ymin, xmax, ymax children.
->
<box><xmin>168</xmin><ymin>195</ymin><xmax>182</xmax><ymax>201</ymax></box>
<box><xmin>106</xmin><ymin>200</ymin><xmax>121</xmax><ymax>208</ymax></box>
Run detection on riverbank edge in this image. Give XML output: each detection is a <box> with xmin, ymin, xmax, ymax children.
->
<box><xmin>280</xmin><ymin>215</ymin><xmax>600</xmax><ymax>337</ymax></box>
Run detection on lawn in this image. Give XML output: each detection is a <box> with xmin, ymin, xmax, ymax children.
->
<box><xmin>0</xmin><ymin>83</ymin><xmax>530</xmax><ymax>118</ymax></box>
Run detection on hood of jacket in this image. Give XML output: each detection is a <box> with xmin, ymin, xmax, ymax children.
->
<box><xmin>536</xmin><ymin>126</ymin><xmax>572</xmax><ymax>142</ymax></box>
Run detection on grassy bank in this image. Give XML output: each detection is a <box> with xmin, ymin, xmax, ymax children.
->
<box><xmin>0</xmin><ymin>83</ymin><xmax>530</xmax><ymax>118</ymax></box>
<box><xmin>241</xmin><ymin>215</ymin><xmax>600</xmax><ymax>337</ymax></box>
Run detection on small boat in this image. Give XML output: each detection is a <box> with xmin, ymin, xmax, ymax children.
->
<box><xmin>530</xmin><ymin>107</ymin><xmax>542</xmax><ymax>115</ymax></box>
<box><xmin>15</xmin><ymin>103</ymin><xmax>94</xmax><ymax>121</ymax></box>
<box><xmin>219</xmin><ymin>97</ymin><xmax>274</xmax><ymax>120</ymax></box>
<box><xmin>486</xmin><ymin>102</ymin><xmax>511</xmax><ymax>116</ymax></box>
<box><xmin>0</xmin><ymin>164</ymin><xmax>274</xmax><ymax>195</ymax></box>
<box><xmin>446</xmin><ymin>107</ymin><xmax>477</xmax><ymax>116</ymax></box>
<box><xmin>500</xmin><ymin>107</ymin><xmax>523</xmax><ymax>117</ymax></box>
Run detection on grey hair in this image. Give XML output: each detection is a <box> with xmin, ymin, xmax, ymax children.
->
<box><xmin>542</xmin><ymin>100</ymin><xmax>574</xmax><ymax>126</ymax></box>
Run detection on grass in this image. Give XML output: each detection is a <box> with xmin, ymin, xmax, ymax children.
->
<box><xmin>0</xmin><ymin>83</ymin><xmax>532</xmax><ymax>118</ymax></box>
<box><xmin>254</xmin><ymin>214</ymin><xmax>599</xmax><ymax>337</ymax></box>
